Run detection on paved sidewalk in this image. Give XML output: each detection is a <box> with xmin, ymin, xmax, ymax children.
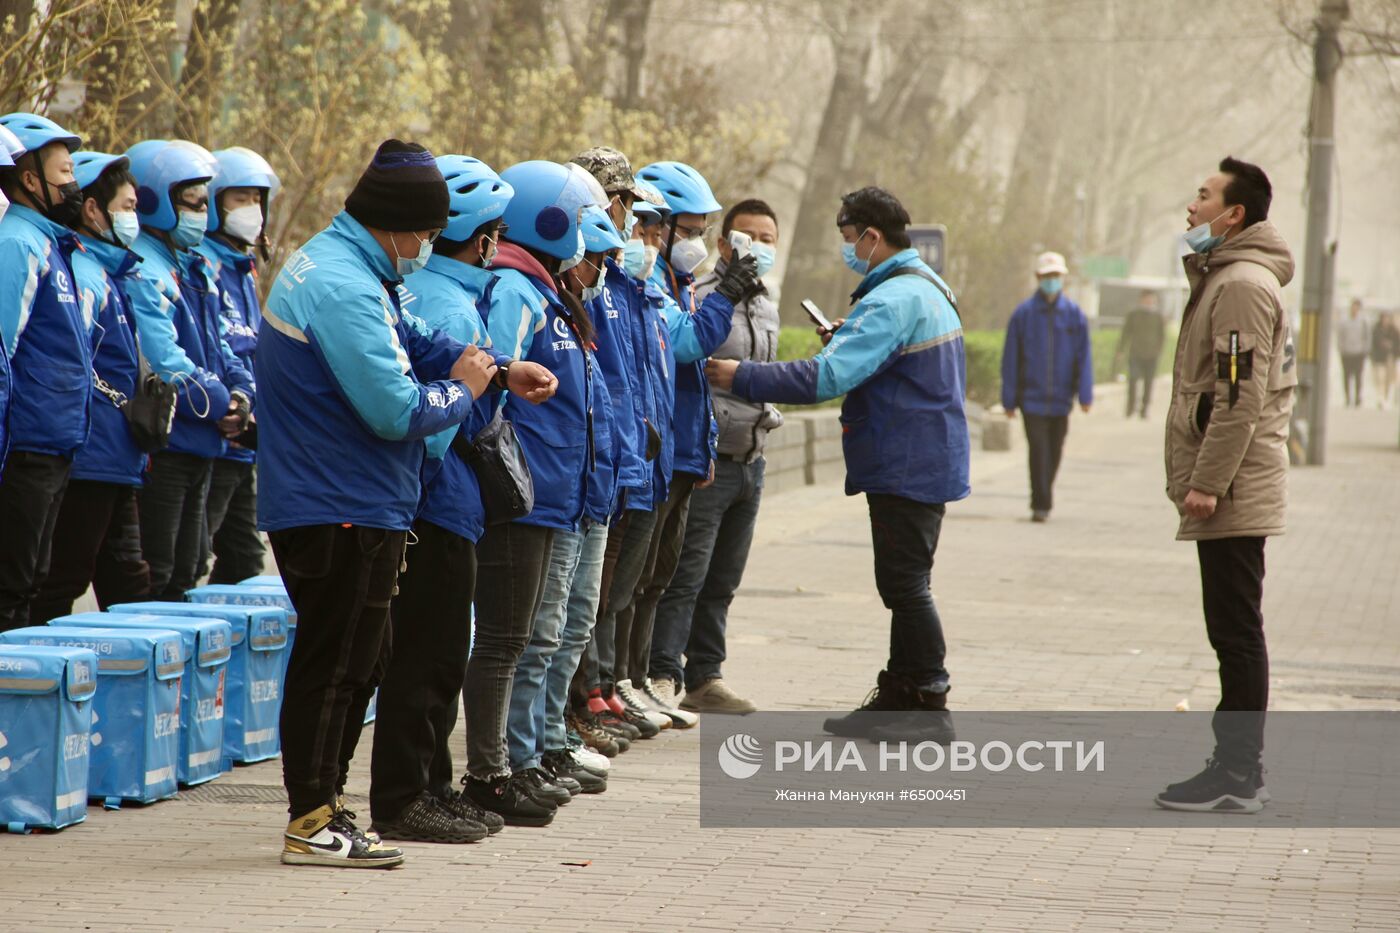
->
<box><xmin>5</xmin><ymin>397</ymin><xmax>1398</xmax><ymax>932</ymax></box>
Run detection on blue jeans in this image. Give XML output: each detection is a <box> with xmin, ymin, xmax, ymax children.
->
<box><xmin>650</xmin><ymin>457</ymin><xmax>764</xmax><ymax>691</ymax></box>
<box><xmin>506</xmin><ymin>529</ymin><xmax>584</xmax><ymax>772</ymax></box>
<box><xmin>544</xmin><ymin>524</ymin><xmax>608</xmax><ymax>751</ymax></box>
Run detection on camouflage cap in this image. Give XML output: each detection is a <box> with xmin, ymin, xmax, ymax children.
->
<box><xmin>570</xmin><ymin>146</ymin><xmax>646</xmax><ymax>198</ymax></box>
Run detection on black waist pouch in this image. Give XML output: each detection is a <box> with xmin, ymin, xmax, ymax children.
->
<box><xmin>452</xmin><ymin>408</ymin><xmax>534</xmax><ymax>525</ymax></box>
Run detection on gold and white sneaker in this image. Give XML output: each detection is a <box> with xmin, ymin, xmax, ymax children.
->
<box><xmin>336</xmin><ymin>794</ymin><xmax>381</xmax><ymax>844</ymax></box>
<box><xmin>282</xmin><ymin>804</ymin><xmax>404</xmax><ymax>869</ymax></box>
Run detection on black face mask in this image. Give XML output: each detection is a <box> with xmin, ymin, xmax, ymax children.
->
<box><xmin>38</xmin><ymin>177</ymin><xmax>84</xmax><ymax>228</ymax></box>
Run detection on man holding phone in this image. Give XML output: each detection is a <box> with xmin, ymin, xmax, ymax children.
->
<box><xmin>705</xmin><ymin>186</ymin><xmax>968</xmax><ymax>742</ymax></box>
<box><xmin>649</xmin><ymin>198</ymin><xmax>783</xmax><ymax>715</ymax></box>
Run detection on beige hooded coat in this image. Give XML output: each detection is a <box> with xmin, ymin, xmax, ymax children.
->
<box><xmin>1165</xmin><ymin>220</ymin><xmax>1297</xmax><ymax>541</ymax></box>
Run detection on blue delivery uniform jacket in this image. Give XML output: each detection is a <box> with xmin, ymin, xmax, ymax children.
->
<box><xmin>178</xmin><ymin>247</ymin><xmax>256</xmax><ymax>446</ymax></box>
<box><xmin>632</xmin><ymin>276</ymin><xmax>678</xmax><ymax>509</ymax></box>
<box><xmin>999</xmin><ymin>291</ymin><xmax>1094</xmax><ymax>417</ymax></box>
<box><xmin>734</xmin><ymin>249</ymin><xmax>970</xmax><ymax>506</ymax></box>
<box><xmin>651</xmin><ymin>254</ymin><xmax>733</xmax><ymax>479</ymax></box>
<box><xmin>587</xmin><ymin>258</ymin><xmax>646</xmax><ymax>502</ymax></box>
<box><xmin>0</xmin><ymin>204</ymin><xmax>90</xmax><ymax>460</ymax></box>
<box><xmin>70</xmin><ymin>235</ymin><xmax>146</xmax><ymax>485</ymax></box>
<box><xmin>398</xmin><ymin>254</ymin><xmax>512</xmax><ymax>544</ymax></box>
<box><xmin>129</xmin><ymin>231</ymin><xmax>243</xmax><ymax>458</ymax></box>
<box><xmin>195</xmin><ymin>236</ymin><xmax>262</xmax><ymax>465</ymax></box>
<box><xmin>256</xmin><ymin>211</ymin><xmax>477</xmax><ymax>532</ymax></box>
<box><xmin>486</xmin><ymin>242</ymin><xmax>610</xmax><ymax>532</ymax></box>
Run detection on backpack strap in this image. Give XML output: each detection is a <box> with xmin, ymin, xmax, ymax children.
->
<box><xmin>884</xmin><ymin>266</ymin><xmax>960</xmax><ymax>320</ymax></box>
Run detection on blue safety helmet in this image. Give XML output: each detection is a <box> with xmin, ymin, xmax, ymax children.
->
<box><xmin>437</xmin><ymin>155</ymin><xmax>513</xmax><ymax>242</ymax></box>
<box><xmin>498</xmin><ymin>160</ymin><xmax>609</xmax><ymax>261</ymax></box>
<box><xmin>0</xmin><ymin>124</ymin><xmax>24</xmax><ymax>168</ymax></box>
<box><xmin>0</xmin><ymin>112</ymin><xmax>81</xmax><ymax>158</ymax></box>
<box><xmin>72</xmin><ymin>152</ymin><xmax>131</xmax><ymax>192</ymax></box>
<box><xmin>636</xmin><ymin>161</ymin><xmax>721</xmax><ymax>216</ymax></box>
<box><xmin>207</xmin><ymin>147</ymin><xmax>280</xmax><ymax>233</ymax></box>
<box><xmin>578</xmin><ymin>204</ymin><xmax>625</xmax><ymax>254</ymax></box>
<box><xmin>128</xmin><ymin>139</ymin><xmax>217</xmax><ymax>231</ymax></box>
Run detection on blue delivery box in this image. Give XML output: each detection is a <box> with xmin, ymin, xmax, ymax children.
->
<box><xmin>0</xmin><ymin>626</ymin><xmax>183</xmax><ymax>807</ymax></box>
<box><xmin>111</xmin><ymin>601</ymin><xmax>288</xmax><ymax>763</ymax></box>
<box><xmin>53</xmin><ymin>613</ymin><xmax>231</xmax><ymax>785</ymax></box>
<box><xmin>0</xmin><ymin>645</ymin><xmax>97</xmax><ymax>832</ymax></box>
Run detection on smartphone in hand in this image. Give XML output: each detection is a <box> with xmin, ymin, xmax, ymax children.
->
<box><xmin>801</xmin><ymin>298</ymin><xmax>834</xmax><ymax>332</ymax></box>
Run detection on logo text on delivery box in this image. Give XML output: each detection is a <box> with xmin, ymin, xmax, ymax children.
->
<box><xmin>717</xmin><ymin>733</ymin><xmax>1105</xmax><ymax>780</ymax></box>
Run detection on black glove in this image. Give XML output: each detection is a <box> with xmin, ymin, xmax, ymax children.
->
<box><xmin>715</xmin><ymin>252</ymin><xmax>762</xmax><ymax>305</ymax></box>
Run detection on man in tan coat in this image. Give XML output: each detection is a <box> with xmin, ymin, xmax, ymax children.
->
<box><xmin>1155</xmin><ymin>157</ymin><xmax>1296</xmax><ymax>814</ymax></box>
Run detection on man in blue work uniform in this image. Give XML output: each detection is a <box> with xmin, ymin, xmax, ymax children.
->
<box><xmin>706</xmin><ymin>186</ymin><xmax>969</xmax><ymax>743</ymax></box>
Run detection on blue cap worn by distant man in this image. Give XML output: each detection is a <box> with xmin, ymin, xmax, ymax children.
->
<box><xmin>344</xmin><ymin>139</ymin><xmax>449</xmax><ymax>232</ymax></box>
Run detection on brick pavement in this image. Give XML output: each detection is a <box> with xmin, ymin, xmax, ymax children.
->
<box><xmin>5</xmin><ymin>394</ymin><xmax>1398</xmax><ymax>932</ymax></box>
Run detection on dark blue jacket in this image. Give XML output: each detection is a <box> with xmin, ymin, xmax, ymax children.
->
<box><xmin>0</xmin><ymin>204</ymin><xmax>90</xmax><ymax>459</ymax></box>
<box><xmin>650</xmin><ymin>255</ymin><xmax>733</xmax><ymax>478</ymax></box>
<box><xmin>734</xmin><ymin>249</ymin><xmax>970</xmax><ymax>506</ymax></box>
<box><xmin>256</xmin><ymin>212</ymin><xmax>477</xmax><ymax>532</ymax></box>
<box><xmin>1000</xmin><ymin>291</ymin><xmax>1094</xmax><ymax>417</ymax></box>
<box><xmin>195</xmin><ymin>236</ymin><xmax>261</xmax><ymax>464</ymax></box>
<box><xmin>587</xmin><ymin>258</ymin><xmax>646</xmax><ymax>500</ymax></box>
<box><xmin>70</xmin><ymin>235</ymin><xmax>145</xmax><ymax>485</ymax></box>
<box><xmin>486</xmin><ymin>242</ymin><xmax>610</xmax><ymax>532</ymax></box>
<box><xmin>628</xmin><ymin>275</ymin><xmax>676</xmax><ymax>510</ymax></box>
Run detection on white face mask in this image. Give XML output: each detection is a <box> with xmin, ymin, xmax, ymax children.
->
<box><xmin>223</xmin><ymin>203</ymin><xmax>264</xmax><ymax>244</ymax></box>
<box><xmin>670</xmin><ymin>235</ymin><xmax>708</xmax><ymax>275</ymax></box>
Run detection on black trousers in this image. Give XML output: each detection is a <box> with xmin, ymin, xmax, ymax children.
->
<box><xmin>454</xmin><ymin>520</ymin><xmax>552</xmax><ymax>781</ymax></box>
<box><xmin>0</xmin><ymin>451</ymin><xmax>72</xmax><ymax>631</ymax></box>
<box><xmin>1022</xmin><ymin>413</ymin><xmax>1069</xmax><ymax>513</ymax></box>
<box><xmin>370</xmin><ymin>520</ymin><xmax>476</xmax><ymax>820</ymax></box>
<box><xmin>867</xmin><ymin>493</ymin><xmax>949</xmax><ymax>689</ymax></box>
<box><xmin>1126</xmin><ymin>357</ymin><xmax>1157</xmax><ymax>417</ymax></box>
<box><xmin>32</xmin><ymin>481</ymin><xmax>150</xmax><ymax>624</ymax></box>
<box><xmin>139</xmin><ymin>451</ymin><xmax>213</xmax><ymax>599</ymax></box>
<box><xmin>270</xmin><ymin>524</ymin><xmax>407</xmax><ymax>818</ymax></box>
<box><xmin>203</xmin><ymin>459</ymin><xmax>267</xmax><ymax>584</ymax></box>
<box><xmin>1341</xmin><ymin>353</ymin><xmax>1366</xmax><ymax>406</ymax></box>
<box><xmin>1197</xmin><ymin>536</ymin><xmax>1268</xmax><ymax>772</ymax></box>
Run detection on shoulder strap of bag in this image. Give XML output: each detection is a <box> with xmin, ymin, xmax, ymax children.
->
<box><xmin>884</xmin><ymin>266</ymin><xmax>960</xmax><ymax>320</ymax></box>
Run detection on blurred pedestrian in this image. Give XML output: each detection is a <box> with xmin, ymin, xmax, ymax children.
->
<box><xmin>1369</xmin><ymin>311</ymin><xmax>1399</xmax><ymax>409</ymax></box>
<box><xmin>1114</xmin><ymin>289</ymin><xmax>1166</xmax><ymax>418</ymax></box>
<box><xmin>1335</xmin><ymin>298</ymin><xmax>1370</xmax><ymax>407</ymax></box>
<box><xmin>1000</xmin><ymin>251</ymin><xmax>1093</xmax><ymax>523</ymax></box>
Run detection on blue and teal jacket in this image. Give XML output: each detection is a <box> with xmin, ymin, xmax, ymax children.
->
<box><xmin>587</xmin><ymin>257</ymin><xmax>647</xmax><ymax>504</ymax></box>
<box><xmin>256</xmin><ymin>211</ymin><xmax>478</xmax><ymax>532</ymax></box>
<box><xmin>129</xmin><ymin>231</ymin><xmax>248</xmax><ymax>458</ymax></box>
<box><xmin>195</xmin><ymin>235</ymin><xmax>262</xmax><ymax>464</ymax></box>
<box><xmin>70</xmin><ymin>235</ymin><xmax>146</xmax><ymax>485</ymax></box>
<box><xmin>398</xmin><ymin>254</ymin><xmax>511</xmax><ymax>544</ymax></box>
<box><xmin>734</xmin><ymin>249</ymin><xmax>970</xmax><ymax>505</ymax></box>
<box><xmin>651</xmin><ymin>254</ymin><xmax>732</xmax><ymax>479</ymax></box>
<box><xmin>1000</xmin><ymin>290</ymin><xmax>1094</xmax><ymax>417</ymax></box>
<box><xmin>627</xmin><ymin>274</ymin><xmax>677</xmax><ymax>510</ymax></box>
<box><xmin>485</xmin><ymin>242</ymin><xmax>613</xmax><ymax>531</ymax></box>
<box><xmin>0</xmin><ymin>204</ymin><xmax>90</xmax><ymax>459</ymax></box>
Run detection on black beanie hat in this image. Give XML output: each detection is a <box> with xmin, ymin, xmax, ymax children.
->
<box><xmin>344</xmin><ymin>139</ymin><xmax>449</xmax><ymax>232</ymax></box>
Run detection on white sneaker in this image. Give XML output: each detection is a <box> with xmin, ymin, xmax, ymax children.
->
<box><xmin>282</xmin><ymin>805</ymin><xmax>404</xmax><ymax>869</ymax></box>
<box><xmin>641</xmin><ymin>677</ymin><xmax>699</xmax><ymax>728</ymax></box>
<box><xmin>617</xmin><ymin>679</ymin><xmax>672</xmax><ymax>730</ymax></box>
<box><xmin>569</xmin><ymin>742</ymin><xmax>611</xmax><ymax>772</ymax></box>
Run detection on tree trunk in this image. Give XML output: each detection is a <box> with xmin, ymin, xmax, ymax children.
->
<box><xmin>82</xmin><ymin>0</ymin><xmax>182</xmax><ymax>145</ymax></box>
<box><xmin>175</xmin><ymin>0</ymin><xmax>241</xmax><ymax>141</ymax></box>
<box><xmin>779</xmin><ymin>5</ymin><xmax>879</xmax><ymax>326</ymax></box>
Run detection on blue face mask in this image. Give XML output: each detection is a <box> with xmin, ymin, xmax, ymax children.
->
<box><xmin>1184</xmin><ymin>209</ymin><xmax>1231</xmax><ymax>254</ymax></box>
<box><xmin>394</xmin><ymin>232</ymin><xmax>432</xmax><ymax>277</ymax></box>
<box><xmin>622</xmin><ymin>239</ymin><xmax>647</xmax><ymax>278</ymax></box>
<box><xmin>751</xmin><ymin>242</ymin><xmax>776</xmax><ymax>278</ymax></box>
<box><xmin>842</xmin><ymin>229</ymin><xmax>873</xmax><ymax>274</ymax></box>
<box><xmin>108</xmin><ymin>210</ymin><xmax>140</xmax><ymax>248</ymax></box>
<box><xmin>171</xmin><ymin>211</ymin><xmax>207</xmax><ymax>249</ymax></box>
<box><xmin>1039</xmin><ymin>276</ymin><xmax>1063</xmax><ymax>297</ymax></box>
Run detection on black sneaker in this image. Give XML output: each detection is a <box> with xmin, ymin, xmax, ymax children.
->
<box><xmin>550</xmin><ymin>771</ymin><xmax>583</xmax><ymax>796</ymax></box>
<box><xmin>520</xmin><ymin>767</ymin><xmax>572</xmax><ymax>806</ymax></box>
<box><xmin>1251</xmin><ymin>766</ymin><xmax>1271</xmax><ymax>805</ymax></box>
<box><xmin>543</xmin><ymin>749</ymin><xmax>608</xmax><ymax>794</ymax></box>
<box><xmin>372</xmin><ymin>792</ymin><xmax>488</xmax><ymax>844</ymax></box>
<box><xmin>596</xmin><ymin>709</ymin><xmax>642</xmax><ymax>741</ymax></box>
<box><xmin>1154</xmin><ymin>759</ymin><xmax>1263</xmax><ymax>813</ymax></box>
<box><xmin>464</xmin><ymin>774</ymin><xmax>555</xmax><ymax>827</ymax></box>
<box><xmin>620</xmin><ymin>707</ymin><xmax>660</xmax><ymax>739</ymax></box>
<box><xmin>438</xmin><ymin>786</ymin><xmax>504</xmax><ymax>835</ymax></box>
<box><xmin>823</xmin><ymin>670</ymin><xmax>919</xmax><ymax>738</ymax></box>
<box><xmin>866</xmin><ymin>686</ymin><xmax>954</xmax><ymax>744</ymax></box>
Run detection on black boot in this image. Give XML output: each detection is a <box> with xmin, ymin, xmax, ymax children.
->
<box><xmin>866</xmin><ymin>685</ymin><xmax>955</xmax><ymax>745</ymax></box>
<box><xmin>822</xmin><ymin>670</ymin><xmax>918</xmax><ymax>738</ymax></box>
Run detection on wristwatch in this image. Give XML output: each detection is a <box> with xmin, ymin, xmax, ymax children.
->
<box><xmin>492</xmin><ymin>361</ymin><xmax>512</xmax><ymax>390</ymax></box>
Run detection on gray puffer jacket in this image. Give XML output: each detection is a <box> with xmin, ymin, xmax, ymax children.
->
<box><xmin>696</xmin><ymin>260</ymin><xmax>784</xmax><ymax>461</ymax></box>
